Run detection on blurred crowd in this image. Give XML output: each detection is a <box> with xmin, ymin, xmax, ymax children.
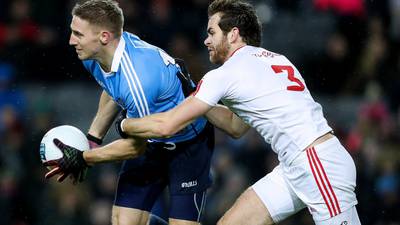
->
<box><xmin>0</xmin><ymin>0</ymin><xmax>399</xmax><ymax>225</ymax></box>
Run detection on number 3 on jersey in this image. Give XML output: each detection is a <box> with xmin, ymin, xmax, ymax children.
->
<box><xmin>271</xmin><ymin>65</ymin><xmax>305</xmax><ymax>91</ymax></box>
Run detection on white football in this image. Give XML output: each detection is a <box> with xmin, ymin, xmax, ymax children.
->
<box><xmin>40</xmin><ymin>125</ymin><xmax>89</xmax><ymax>163</ymax></box>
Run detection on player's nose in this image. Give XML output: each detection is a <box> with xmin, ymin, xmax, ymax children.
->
<box><xmin>204</xmin><ymin>36</ymin><xmax>210</xmax><ymax>46</ymax></box>
<box><xmin>69</xmin><ymin>34</ymin><xmax>77</xmax><ymax>46</ymax></box>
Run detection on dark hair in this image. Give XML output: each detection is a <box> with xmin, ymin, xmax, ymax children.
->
<box><xmin>72</xmin><ymin>0</ymin><xmax>124</xmax><ymax>36</ymax></box>
<box><xmin>208</xmin><ymin>0</ymin><xmax>262</xmax><ymax>47</ymax></box>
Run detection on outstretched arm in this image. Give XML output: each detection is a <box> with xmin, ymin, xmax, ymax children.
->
<box><xmin>83</xmin><ymin>137</ymin><xmax>146</xmax><ymax>165</ymax></box>
<box><xmin>205</xmin><ymin>104</ymin><xmax>250</xmax><ymax>139</ymax></box>
<box><xmin>122</xmin><ymin>96</ymin><xmax>213</xmax><ymax>138</ymax></box>
<box><xmin>44</xmin><ymin>136</ymin><xmax>147</xmax><ymax>183</ymax></box>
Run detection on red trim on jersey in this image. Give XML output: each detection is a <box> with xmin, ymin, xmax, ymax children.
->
<box><xmin>192</xmin><ymin>79</ymin><xmax>203</xmax><ymax>96</ymax></box>
<box><xmin>228</xmin><ymin>45</ymin><xmax>246</xmax><ymax>58</ymax></box>
<box><xmin>307</xmin><ymin>148</ymin><xmax>334</xmax><ymax>217</ymax></box>
<box><xmin>311</xmin><ymin>148</ymin><xmax>341</xmax><ymax>214</ymax></box>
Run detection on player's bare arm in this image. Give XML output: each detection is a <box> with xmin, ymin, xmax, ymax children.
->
<box><xmin>206</xmin><ymin>104</ymin><xmax>250</xmax><ymax>139</ymax></box>
<box><xmin>83</xmin><ymin>137</ymin><xmax>146</xmax><ymax>165</ymax></box>
<box><xmin>122</xmin><ymin>96</ymin><xmax>212</xmax><ymax>138</ymax></box>
<box><xmin>88</xmin><ymin>90</ymin><xmax>120</xmax><ymax>139</ymax></box>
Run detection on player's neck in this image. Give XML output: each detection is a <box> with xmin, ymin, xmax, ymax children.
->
<box><xmin>224</xmin><ymin>43</ymin><xmax>247</xmax><ymax>63</ymax></box>
<box><xmin>97</xmin><ymin>37</ymin><xmax>120</xmax><ymax>72</ymax></box>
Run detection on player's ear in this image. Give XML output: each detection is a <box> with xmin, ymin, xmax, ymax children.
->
<box><xmin>99</xmin><ymin>31</ymin><xmax>112</xmax><ymax>45</ymax></box>
<box><xmin>228</xmin><ymin>27</ymin><xmax>240</xmax><ymax>44</ymax></box>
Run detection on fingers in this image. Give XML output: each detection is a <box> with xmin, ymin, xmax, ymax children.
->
<box><xmin>45</xmin><ymin>169</ymin><xmax>75</xmax><ymax>184</ymax></box>
<box><xmin>43</xmin><ymin>159</ymin><xmax>59</xmax><ymax>167</ymax></box>
<box><xmin>57</xmin><ymin>173</ymin><xmax>69</xmax><ymax>182</ymax></box>
<box><xmin>45</xmin><ymin>168</ymin><xmax>87</xmax><ymax>184</ymax></box>
<box><xmin>53</xmin><ymin>138</ymin><xmax>66</xmax><ymax>150</ymax></box>
<box><xmin>45</xmin><ymin>166</ymin><xmax>62</xmax><ymax>179</ymax></box>
<box><xmin>44</xmin><ymin>165</ymin><xmax>71</xmax><ymax>183</ymax></box>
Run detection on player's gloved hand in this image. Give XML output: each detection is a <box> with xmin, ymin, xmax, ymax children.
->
<box><xmin>86</xmin><ymin>133</ymin><xmax>102</xmax><ymax>149</ymax></box>
<box><xmin>115</xmin><ymin>110</ymin><xmax>128</xmax><ymax>138</ymax></box>
<box><xmin>43</xmin><ymin>138</ymin><xmax>88</xmax><ymax>184</ymax></box>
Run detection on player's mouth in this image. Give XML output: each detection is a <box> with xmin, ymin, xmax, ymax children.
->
<box><xmin>76</xmin><ymin>49</ymin><xmax>84</xmax><ymax>55</ymax></box>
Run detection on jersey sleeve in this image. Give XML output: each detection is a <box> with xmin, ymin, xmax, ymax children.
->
<box><xmin>193</xmin><ymin>70</ymin><xmax>228</xmax><ymax>106</ymax></box>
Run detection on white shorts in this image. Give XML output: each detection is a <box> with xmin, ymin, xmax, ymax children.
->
<box><xmin>252</xmin><ymin>137</ymin><xmax>359</xmax><ymax>223</ymax></box>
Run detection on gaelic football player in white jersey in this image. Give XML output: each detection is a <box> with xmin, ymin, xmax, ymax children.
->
<box><xmin>118</xmin><ymin>0</ymin><xmax>361</xmax><ymax>224</ymax></box>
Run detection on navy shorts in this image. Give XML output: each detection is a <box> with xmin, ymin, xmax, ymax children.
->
<box><xmin>114</xmin><ymin>123</ymin><xmax>214</xmax><ymax>221</ymax></box>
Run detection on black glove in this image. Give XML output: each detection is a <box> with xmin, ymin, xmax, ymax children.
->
<box><xmin>115</xmin><ymin>110</ymin><xmax>128</xmax><ymax>138</ymax></box>
<box><xmin>43</xmin><ymin>138</ymin><xmax>88</xmax><ymax>184</ymax></box>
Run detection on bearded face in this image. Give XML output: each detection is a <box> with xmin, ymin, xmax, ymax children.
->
<box><xmin>204</xmin><ymin>13</ymin><xmax>231</xmax><ymax>65</ymax></box>
<box><xmin>209</xmin><ymin>35</ymin><xmax>230</xmax><ymax>65</ymax></box>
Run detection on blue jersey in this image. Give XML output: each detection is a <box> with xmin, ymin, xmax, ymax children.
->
<box><xmin>83</xmin><ymin>32</ymin><xmax>206</xmax><ymax>142</ymax></box>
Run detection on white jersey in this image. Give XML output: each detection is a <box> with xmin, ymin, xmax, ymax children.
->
<box><xmin>194</xmin><ymin>46</ymin><xmax>332</xmax><ymax>165</ymax></box>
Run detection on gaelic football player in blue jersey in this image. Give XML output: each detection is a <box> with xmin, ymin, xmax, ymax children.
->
<box><xmin>43</xmin><ymin>1</ymin><xmax>214</xmax><ymax>224</ymax></box>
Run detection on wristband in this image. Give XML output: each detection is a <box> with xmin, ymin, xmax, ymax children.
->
<box><xmin>86</xmin><ymin>133</ymin><xmax>103</xmax><ymax>145</ymax></box>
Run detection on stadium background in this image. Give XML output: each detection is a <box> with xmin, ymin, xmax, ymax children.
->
<box><xmin>1</xmin><ymin>0</ymin><xmax>399</xmax><ymax>224</ymax></box>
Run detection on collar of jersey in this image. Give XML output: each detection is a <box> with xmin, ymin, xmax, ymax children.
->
<box><xmin>227</xmin><ymin>45</ymin><xmax>248</xmax><ymax>62</ymax></box>
<box><xmin>110</xmin><ymin>35</ymin><xmax>126</xmax><ymax>73</ymax></box>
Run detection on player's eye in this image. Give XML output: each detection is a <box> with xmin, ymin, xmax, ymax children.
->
<box><xmin>72</xmin><ymin>31</ymin><xmax>83</xmax><ymax>37</ymax></box>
